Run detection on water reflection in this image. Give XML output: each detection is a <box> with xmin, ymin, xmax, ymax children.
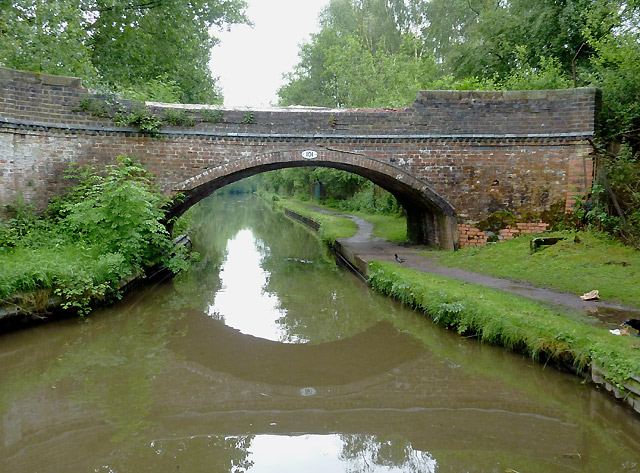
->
<box><xmin>186</xmin><ymin>195</ymin><xmax>386</xmax><ymax>344</ymax></box>
<box><xmin>207</xmin><ymin>228</ymin><xmax>288</xmax><ymax>342</ymax></box>
<box><xmin>247</xmin><ymin>434</ymin><xmax>436</xmax><ymax>473</ymax></box>
<box><xmin>1</xmin><ymin>194</ymin><xmax>640</xmax><ymax>473</ymax></box>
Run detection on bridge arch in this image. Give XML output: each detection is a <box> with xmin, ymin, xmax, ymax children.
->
<box><xmin>168</xmin><ymin>148</ymin><xmax>458</xmax><ymax>249</ymax></box>
<box><xmin>0</xmin><ymin>67</ymin><xmax>599</xmax><ymax>251</ymax></box>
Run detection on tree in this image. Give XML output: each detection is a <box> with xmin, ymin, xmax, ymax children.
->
<box><xmin>0</xmin><ymin>0</ymin><xmax>249</xmax><ymax>103</ymax></box>
<box><xmin>0</xmin><ymin>0</ymin><xmax>98</xmax><ymax>81</ymax></box>
<box><xmin>278</xmin><ymin>0</ymin><xmax>438</xmax><ymax>108</ymax></box>
<box><xmin>420</xmin><ymin>0</ymin><xmax>608</xmax><ymax>81</ymax></box>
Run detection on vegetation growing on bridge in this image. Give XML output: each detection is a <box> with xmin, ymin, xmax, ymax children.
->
<box><xmin>0</xmin><ymin>157</ymin><xmax>188</xmax><ymax>315</ymax></box>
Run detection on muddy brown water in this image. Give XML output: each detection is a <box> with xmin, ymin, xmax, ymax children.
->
<box><xmin>1</xmin><ymin>194</ymin><xmax>640</xmax><ymax>472</ymax></box>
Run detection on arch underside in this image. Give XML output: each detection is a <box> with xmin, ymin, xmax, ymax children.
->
<box><xmin>168</xmin><ymin>149</ymin><xmax>458</xmax><ymax>249</ymax></box>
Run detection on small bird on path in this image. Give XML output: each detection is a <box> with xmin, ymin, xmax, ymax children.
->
<box><xmin>394</xmin><ymin>254</ymin><xmax>406</xmax><ymax>263</ymax></box>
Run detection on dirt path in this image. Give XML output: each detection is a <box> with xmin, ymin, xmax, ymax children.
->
<box><xmin>301</xmin><ymin>202</ymin><xmax>640</xmax><ymax>323</ymax></box>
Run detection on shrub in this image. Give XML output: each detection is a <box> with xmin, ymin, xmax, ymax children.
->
<box><xmin>0</xmin><ymin>156</ymin><xmax>187</xmax><ymax>315</ymax></box>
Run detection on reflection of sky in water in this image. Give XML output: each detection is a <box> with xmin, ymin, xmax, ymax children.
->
<box><xmin>246</xmin><ymin>435</ymin><xmax>437</xmax><ymax>473</ymax></box>
<box><xmin>207</xmin><ymin>228</ymin><xmax>288</xmax><ymax>341</ymax></box>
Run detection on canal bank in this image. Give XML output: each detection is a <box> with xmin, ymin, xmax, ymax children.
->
<box><xmin>281</xmin><ymin>205</ymin><xmax>640</xmax><ymax>415</ymax></box>
<box><xmin>0</xmin><ymin>234</ymin><xmax>191</xmax><ymax>331</ymax></box>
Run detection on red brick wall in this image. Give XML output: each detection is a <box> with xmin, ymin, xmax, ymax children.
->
<box><xmin>458</xmin><ymin>222</ymin><xmax>550</xmax><ymax>249</ymax></box>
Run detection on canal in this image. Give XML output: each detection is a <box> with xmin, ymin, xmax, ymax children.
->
<box><xmin>1</xmin><ymin>194</ymin><xmax>639</xmax><ymax>472</ymax></box>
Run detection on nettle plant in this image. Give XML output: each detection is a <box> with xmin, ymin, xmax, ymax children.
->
<box><xmin>163</xmin><ymin>108</ymin><xmax>195</xmax><ymax>127</ymax></box>
<box><xmin>201</xmin><ymin>108</ymin><xmax>224</xmax><ymax>123</ymax></box>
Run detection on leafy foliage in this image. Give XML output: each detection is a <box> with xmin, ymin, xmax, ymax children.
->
<box><xmin>162</xmin><ymin>108</ymin><xmax>195</xmax><ymax>127</ymax></box>
<box><xmin>241</xmin><ymin>110</ymin><xmax>255</xmax><ymax>124</ymax></box>
<box><xmin>113</xmin><ymin>108</ymin><xmax>164</xmax><ymax>134</ymax></box>
<box><xmin>201</xmin><ymin>108</ymin><xmax>224</xmax><ymax>123</ymax></box>
<box><xmin>279</xmin><ymin>0</ymin><xmax>440</xmax><ymax>108</ymax></box>
<box><xmin>116</xmin><ymin>74</ymin><xmax>184</xmax><ymax>103</ymax></box>
<box><xmin>0</xmin><ymin>0</ymin><xmax>249</xmax><ymax>103</ymax></box>
<box><xmin>0</xmin><ymin>157</ymin><xmax>188</xmax><ymax>315</ymax></box>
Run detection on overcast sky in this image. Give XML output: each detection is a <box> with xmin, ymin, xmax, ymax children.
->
<box><xmin>210</xmin><ymin>0</ymin><xmax>330</xmax><ymax>108</ymax></box>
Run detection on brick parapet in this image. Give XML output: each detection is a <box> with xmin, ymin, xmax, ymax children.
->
<box><xmin>0</xmin><ymin>67</ymin><xmax>599</xmax><ymax>139</ymax></box>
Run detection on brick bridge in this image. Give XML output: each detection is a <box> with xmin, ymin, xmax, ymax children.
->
<box><xmin>0</xmin><ymin>67</ymin><xmax>599</xmax><ymax>249</ymax></box>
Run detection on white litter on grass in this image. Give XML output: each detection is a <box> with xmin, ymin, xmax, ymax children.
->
<box><xmin>580</xmin><ymin>290</ymin><xmax>600</xmax><ymax>301</ymax></box>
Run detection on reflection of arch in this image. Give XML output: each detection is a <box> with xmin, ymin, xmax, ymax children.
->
<box><xmin>169</xmin><ymin>311</ymin><xmax>427</xmax><ymax>386</ymax></box>
<box><xmin>167</xmin><ymin>149</ymin><xmax>458</xmax><ymax>249</ymax></box>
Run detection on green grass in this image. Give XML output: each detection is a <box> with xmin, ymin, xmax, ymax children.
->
<box><xmin>368</xmin><ymin>260</ymin><xmax>640</xmax><ymax>386</ymax></box>
<box><xmin>270</xmin><ymin>196</ymin><xmax>358</xmax><ymax>242</ymax></box>
<box><xmin>434</xmin><ymin>230</ymin><xmax>640</xmax><ymax>307</ymax></box>
<box><xmin>351</xmin><ymin>211</ymin><xmax>407</xmax><ymax>241</ymax></box>
<box><xmin>311</xmin><ymin>200</ymin><xmax>407</xmax><ymax>241</ymax></box>
<box><xmin>272</xmin><ymin>196</ymin><xmax>407</xmax><ymax>242</ymax></box>
<box><xmin>0</xmin><ymin>243</ymin><xmax>128</xmax><ymax>312</ymax></box>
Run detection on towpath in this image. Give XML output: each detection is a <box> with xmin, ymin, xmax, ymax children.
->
<box><xmin>303</xmin><ymin>203</ymin><xmax>640</xmax><ymax>325</ymax></box>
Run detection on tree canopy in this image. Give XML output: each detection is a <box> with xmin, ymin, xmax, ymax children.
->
<box><xmin>0</xmin><ymin>0</ymin><xmax>249</xmax><ymax>103</ymax></box>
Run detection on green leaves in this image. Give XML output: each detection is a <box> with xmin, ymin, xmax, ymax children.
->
<box><xmin>0</xmin><ymin>0</ymin><xmax>249</xmax><ymax>103</ymax></box>
<box><xmin>0</xmin><ymin>0</ymin><xmax>97</xmax><ymax>81</ymax></box>
<box><xmin>279</xmin><ymin>26</ymin><xmax>439</xmax><ymax>108</ymax></box>
<box><xmin>0</xmin><ymin>156</ymin><xmax>187</xmax><ymax>315</ymax></box>
<box><xmin>113</xmin><ymin>108</ymin><xmax>163</xmax><ymax>134</ymax></box>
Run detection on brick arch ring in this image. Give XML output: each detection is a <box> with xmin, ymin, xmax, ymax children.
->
<box><xmin>167</xmin><ymin>147</ymin><xmax>459</xmax><ymax>249</ymax></box>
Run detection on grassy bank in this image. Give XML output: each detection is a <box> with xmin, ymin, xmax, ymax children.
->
<box><xmin>267</xmin><ymin>195</ymin><xmax>357</xmax><ymax>242</ymax></box>
<box><xmin>368</xmin><ymin>261</ymin><xmax>640</xmax><ymax>387</ymax></box>
<box><xmin>268</xmin><ymin>194</ymin><xmax>407</xmax><ymax>242</ymax></box>
<box><xmin>433</xmin><ymin>231</ymin><xmax>640</xmax><ymax>308</ymax></box>
<box><xmin>349</xmin><ymin>210</ymin><xmax>407</xmax><ymax>242</ymax></box>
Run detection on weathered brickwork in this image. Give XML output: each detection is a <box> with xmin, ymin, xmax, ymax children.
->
<box><xmin>458</xmin><ymin>222</ymin><xmax>550</xmax><ymax>248</ymax></box>
<box><xmin>0</xmin><ymin>67</ymin><xmax>599</xmax><ymax>249</ymax></box>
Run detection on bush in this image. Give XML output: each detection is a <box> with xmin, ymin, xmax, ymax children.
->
<box><xmin>0</xmin><ymin>156</ymin><xmax>187</xmax><ymax>315</ymax></box>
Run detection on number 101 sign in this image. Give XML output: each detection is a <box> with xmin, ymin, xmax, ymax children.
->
<box><xmin>301</xmin><ymin>150</ymin><xmax>318</xmax><ymax>160</ymax></box>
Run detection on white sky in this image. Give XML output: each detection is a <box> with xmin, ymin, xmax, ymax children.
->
<box><xmin>210</xmin><ymin>0</ymin><xmax>330</xmax><ymax>107</ymax></box>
